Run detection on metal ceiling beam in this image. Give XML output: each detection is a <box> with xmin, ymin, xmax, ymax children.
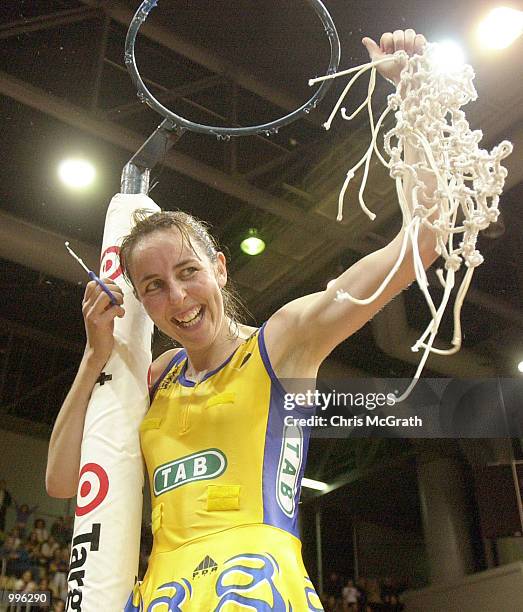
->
<box><xmin>0</xmin><ymin>68</ymin><xmax>351</xmax><ymax>243</ymax></box>
<box><xmin>78</xmin><ymin>0</ymin><xmax>324</xmax><ymax>127</ymax></box>
<box><xmin>0</xmin><ymin>209</ymin><xmax>100</xmax><ymax>287</ymax></box>
<box><xmin>102</xmin><ymin>58</ymin><xmax>292</xmax><ymax>155</ymax></box>
<box><xmin>105</xmin><ymin>73</ymin><xmax>225</xmax><ymax>119</ymax></box>
<box><xmin>0</xmin><ymin>6</ymin><xmax>101</xmax><ymax>40</ymax></box>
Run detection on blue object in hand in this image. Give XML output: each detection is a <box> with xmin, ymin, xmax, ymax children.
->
<box><xmin>65</xmin><ymin>242</ymin><xmax>118</xmax><ymax>306</ymax></box>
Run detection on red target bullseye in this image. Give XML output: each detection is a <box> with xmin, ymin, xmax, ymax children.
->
<box><xmin>76</xmin><ymin>462</ymin><xmax>109</xmax><ymax>516</ymax></box>
<box><xmin>100</xmin><ymin>245</ymin><xmax>122</xmax><ymax>281</ymax></box>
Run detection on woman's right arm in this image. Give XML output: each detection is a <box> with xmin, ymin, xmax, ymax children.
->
<box><xmin>46</xmin><ymin>279</ymin><xmax>124</xmax><ymax>498</ymax></box>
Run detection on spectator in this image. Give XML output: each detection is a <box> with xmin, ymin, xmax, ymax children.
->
<box><xmin>53</xmin><ymin>600</ymin><xmax>66</xmax><ymax>612</ymax></box>
<box><xmin>356</xmin><ymin>577</ymin><xmax>368</xmax><ymax>611</ymax></box>
<box><xmin>33</xmin><ymin>518</ymin><xmax>49</xmax><ymax>543</ymax></box>
<box><xmin>32</xmin><ymin>576</ymin><xmax>55</xmax><ymax>612</ymax></box>
<box><xmin>14</xmin><ymin>569</ymin><xmax>37</xmax><ymax>593</ymax></box>
<box><xmin>0</xmin><ymin>479</ymin><xmax>12</xmax><ymax>535</ymax></box>
<box><xmin>41</xmin><ymin>534</ymin><xmax>59</xmax><ymax>569</ymax></box>
<box><xmin>63</xmin><ymin>515</ymin><xmax>73</xmax><ymax>542</ymax></box>
<box><xmin>39</xmin><ymin>575</ymin><xmax>59</xmax><ymax>599</ymax></box>
<box><xmin>324</xmin><ymin>593</ymin><xmax>344</xmax><ymax>612</ymax></box>
<box><xmin>342</xmin><ymin>578</ymin><xmax>360</xmax><ymax>611</ymax></box>
<box><xmin>39</xmin><ymin>574</ymin><xmax>50</xmax><ymax>592</ymax></box>
<box><xmin>366</xmin><ymin>578</ymin><xmax>382</xmax><ymax>611</ymax></box>
<box><xmin>49</xmin><ymin>547</ymin><xmax>69</xmax><ymax>601</ymax></box>
<box><xmin>0</xmin><ymin>530</ymin><xmax>26</xmax><ymax>576</ymax></box>
<box><xmin>50</xmin><ymin>517</ymin><xmax>68</xmax><ymax>546</ymax></box>
<box><xmin>6</xmin><ymin>527</ymin><xmax>20</xmax><ymax>549</ymax></box>
<box><xmin>11</xmin><ymin>539</ymin><xmax>36</xmax><ymax>578</ymax></box>
<box><xmin>325</xmin><ymin>571</ymin><xmax>343</xmax><ymax>599</ymax></box>
<box><xmin>25</xmin><ymin>531</ymin><xmax>42</xmax><ymax>580</ymax></box>
<box><xmin>13</xmin><ymin>501</ymin><xmax>38</xmax><ymax>538</ymax></box>
<box><xmin>381</xmin><ymin>577</ymin><xmax>402</xmax><ymax>611</ymax></box>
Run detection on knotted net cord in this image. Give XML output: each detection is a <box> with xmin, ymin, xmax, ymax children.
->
<box><xmin>309</xmin><ymin>44</ymin><xmax>513</xmax><ymax>400</ymax></box>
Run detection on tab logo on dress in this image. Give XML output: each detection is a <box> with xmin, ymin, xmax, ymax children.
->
<box><xmin>276</xmin><ymin>425</ymin><xmax>303</xmax><ymax>517</ymax></box>
<box><xmin>153</xmin><ymin>449</ymin><xmax>227</xmax><ymax>496</ymax></box>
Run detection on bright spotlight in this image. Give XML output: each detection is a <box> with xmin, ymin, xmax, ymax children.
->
<box><xmin>478</xmin><ymin>7</ymin><xmax>523</xmax><ymax>50</ymax></box>
<box><xmin>58</xmin><ymin>158</ymin><xmax>96</xmax><ymax>189</ymax></box>
<box><xmin>518</xmin><ymin>361</ymin><xmax>523</xmax><ymax>374</ymax></box>
<box><xmin>431</xmin><ymin>40</ymin><xmax>466</xmax><ymax>73</ymax></box>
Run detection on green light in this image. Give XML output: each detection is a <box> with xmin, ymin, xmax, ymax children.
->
<box><xmin>240</xmin><ymin>228</ymin><xmax>265</xmax><ymax>256</ymax></box>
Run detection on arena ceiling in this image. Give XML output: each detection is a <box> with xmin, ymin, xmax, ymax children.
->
<box><xmin>0</xmin><ymin>0</ymin><xmax>521</xmax><ymax>483</ymax></box>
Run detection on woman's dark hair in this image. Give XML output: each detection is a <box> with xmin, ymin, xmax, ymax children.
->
<box><xmin>119</xmin><ymin>209</ymin><xmax>249</xmax><ymax>333</ymax></box>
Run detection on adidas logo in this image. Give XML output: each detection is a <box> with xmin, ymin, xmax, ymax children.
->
<box><xmin>193</xmin><ymin>555</ymin><xmax>218</xmax><ymax>578</ymax></box>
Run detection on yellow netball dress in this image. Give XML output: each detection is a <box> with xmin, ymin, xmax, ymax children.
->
<box><xmin>124</xmin><ymin>324</ymin><xmax>323</xmax><ymax>611</ymax></box>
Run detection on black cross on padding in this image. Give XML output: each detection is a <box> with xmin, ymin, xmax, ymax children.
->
<box><xmin>97</xmin><ymin>372</ymin><xmax>113</xmax><ymax>386</ymax></box>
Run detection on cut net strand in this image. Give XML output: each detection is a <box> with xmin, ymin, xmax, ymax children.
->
<box><xmin>312</xmin><ymin>44</ymin><xmax>513</xmax><ymax>400</ymax></box>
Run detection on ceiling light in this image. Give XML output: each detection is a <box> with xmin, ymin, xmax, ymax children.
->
<box><xmin>430</xmin><ymin>40</ymin><xmax>466</xmax><ymax>73</ymax></box>
<box><xmin>240</xmin><ymin>228</ymin><xmax>265</xmax><ymax>256</ymax></box>
<box><xmin>58</xmin><ymin>158</ymin><xmax>96</xmax><ymax>189</ymax></box>
<box><xmin>477</xmin><ymin>7</ymin><xmax>523</xmax><ymax>50</ymax></box>
<box><xmin>302</xmin><ymin>477</ymin><xmax>328</xmax><ymax>491</ymax></box>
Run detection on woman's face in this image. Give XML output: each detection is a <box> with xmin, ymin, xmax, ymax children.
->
<box><xmin>130</xmin><ymin>228</ymin><xmax>227</xmax><ymax>350</ymax></box>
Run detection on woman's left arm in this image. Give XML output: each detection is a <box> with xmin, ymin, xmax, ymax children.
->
<box><xmin>266</xmin><ymin>30</ymin><xmax>438</xmax><ymax>370</ymax></box>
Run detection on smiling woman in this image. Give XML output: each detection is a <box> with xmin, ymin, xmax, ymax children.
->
<box><xmin>47</xmin><ymin>29</ymin><xmax>450</xmax><ymax>612</ymax></box>
<box><xmin>122</xmin><ymin>212</ymin><xmax>240</xmax><ymax>366</ymax></box>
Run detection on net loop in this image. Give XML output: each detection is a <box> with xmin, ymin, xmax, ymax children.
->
<box><xmin>311</xmin><ymin>43</ymin><xmax>513</xmax><ymax>400</ymax></box>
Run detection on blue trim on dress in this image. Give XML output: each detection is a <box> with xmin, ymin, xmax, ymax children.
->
<box><xmin>258</xmin><ymin>320</ymin><xmax>314</xmax><ymax>539</ymax></box>
<box><xmin>149</xmin><ymin>350</ymin><xmax>186</xmax><ymax>401</ymax></box>
<box><xmin>258</xmin><ymin>322</ymin><xmax>288</xmax><ymax>398</ymax></box>
<box><xmin>177</xmin><ymin>332</ymin><xmax>256</xmax><ymax>387</ymax></box>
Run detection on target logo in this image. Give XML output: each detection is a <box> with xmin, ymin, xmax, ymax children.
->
<box><xmin>100</xmin><ymin>245</ymin><xmax>122</xmax><ymax>280</ymax></box>
<box><xmin>76</xmin><ymin>463</ymin><xmax>109</xmax><ymax>517</ymax></box>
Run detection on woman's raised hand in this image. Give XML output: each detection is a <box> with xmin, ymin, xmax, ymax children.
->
<box><xmin>82</xmin><ymin>279</ymin><xmax>125</xmax><ymax>368</ymax></box>
<box><xmin>362</xmin><ymin>29</ymin><xmax>427</xmax><ymax>85</ymax></box>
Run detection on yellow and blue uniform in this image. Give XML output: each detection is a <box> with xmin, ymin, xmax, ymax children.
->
<box><xmin>125</xmin><ymin>324</ymin><xmax>323</xmax><ymax>611</ymax></box>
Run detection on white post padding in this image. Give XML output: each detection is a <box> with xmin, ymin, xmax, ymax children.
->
<box><xmin>67</xmin><ymin>194</ymin><xmax>160</xmax><ymax>611</ymax></box>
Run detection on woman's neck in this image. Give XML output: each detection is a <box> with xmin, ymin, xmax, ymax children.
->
<box><xmin>183</xmin><ymin>319</ymin><xmax>251</xmax><ymax>380</ymax></box>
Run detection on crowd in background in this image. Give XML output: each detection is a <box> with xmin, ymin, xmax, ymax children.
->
<box><xmin>0</xmin><ymin>478</ymin><xmax>155</xmax><ymax>611</ymax></box>
<box><xmin>2</xmin><ymin>480</ymin><xmax>405</xmax><ymax>611</ymax></box>
<box><xmin>321</xmin><ymin>571</ymin><xmax>405</xmax><ymax>611</ymax></box>
<box><xmin>0</xmin><ymin>480</ymin><xmax>69</xmax><ymax>610</ymax></box>
<box><xmin>0</xmin><ymin>484</ymin><xmax>70</xmax><ymax>610</ymax></box>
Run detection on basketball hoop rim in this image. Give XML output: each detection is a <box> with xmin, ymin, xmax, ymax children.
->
<box><xmin>124</xmin><ymin>0</ymin><xmax>341</xmax><ymax>137</ymax></box>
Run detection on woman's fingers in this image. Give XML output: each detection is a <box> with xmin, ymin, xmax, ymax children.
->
<box><xmin>380</xmin><ymin>32</ymin><xmax>394</xmax><ymax>54</ymax></box>
<box><xmin>415</xmin><ymin>34</ymin><xmax>427</xmax><ymax>54</ymax></box>
<box><xmin>379</xmin><ymin>30</ymin><xmax>424</xmax><ymax>57</ymax></box>
<box><xmin>393</xmin><ymin>30</ymin><xmax>405</xmax><ymax>52</ymax></box>
<box><xmin>404</xmin><ymin>29</ymin><xmax>416</xmax><ymax>55</ymax></box>
<box><xmin>97</xmin><ymin>302</ymin><xmax>125</xmax><ymax>320</ymax></box>
<box><xmin>83</xmin><ymin>280</ymin><xmax>123</xmax><ymax>308</ymax></box>
<box><xmin>83</xmin><ymin>280</ymin><xmax>97</xmax><ymax>302</ymax></box>
<box><xmin>362</xmin><ymin>37</ymin><xmax>382</xmax><ymax>61</ymax></box>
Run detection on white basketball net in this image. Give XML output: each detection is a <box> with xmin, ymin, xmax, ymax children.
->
<box><xmin>310</xmin><ymin>44</ymin><xmax>513</xmax><ymax>400</ymax></box>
